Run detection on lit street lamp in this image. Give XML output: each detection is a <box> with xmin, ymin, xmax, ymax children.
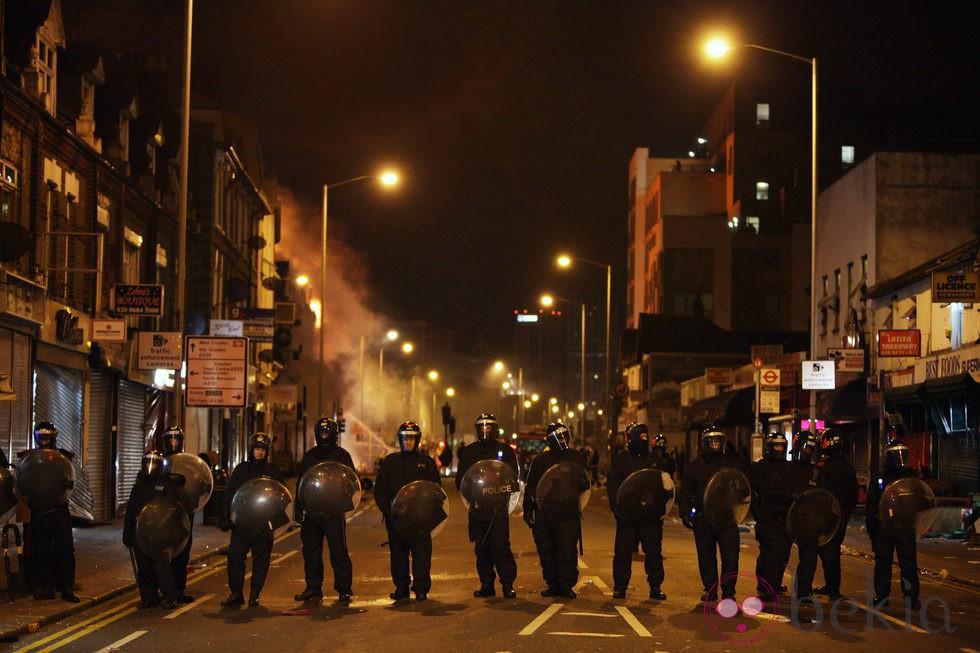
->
<box><xmin>542</xmin><ymin>293</ymin><xmax>586</xmax><ymax>445</ymax></box>
<box><xmin>318</xmin><ymin>172</ymin><xmax>399</xmax><ymax>421</ymax></box>
<box><xmin>706</xmin><ymin>38</ymin><xmax>818</xmax><ymax>432</ymax></box>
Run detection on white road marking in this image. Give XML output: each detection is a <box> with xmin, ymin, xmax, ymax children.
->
<box><xmin>92</xmin><ymin>630</ymin><xmax>146</xmax><ymax>653</ymax></box>
<box><xmin>841</xmin><ymin>601</ymin><xmax>927</xmax><ymax>634</ymax></box>
<box><xmin>270</xmin><ymin>549</ymin><xmax>299</xmax><ymax>565</ymax></box>
<box><xmin>163</xmin><ymin>593</ymin><xmax>215</xmax><ymax>619</ymax></box>
<box><xmin>519</xmin><ymin>604</ymin><xmax>564</xmax><ymax>635</ymax></box>
<box><xmin>546</xmin><ymin>632</ymin><xmax>625</xmax><ymax>638</ymax></box>
<box><xmin>562</xmin><ymin>611</ymin><xmax>618</xmax><ymax>618</ymax></box>
<box><xmin>615</xmin><ymin>605</ymin><xmax>653</xmax><ymax>637</ymax></box>
<box><xmin>574</xmin><ymin>575</ymin><xmax>613</xmax><ymax>596</ymax></box>
<box><xmin>578</xmin><ymin>557</ymin><xmax>589</xmax><ymax>568</ymax></box>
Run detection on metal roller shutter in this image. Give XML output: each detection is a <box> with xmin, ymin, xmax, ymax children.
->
<box><xmin>115</xmin><ymin>380</ymin><xmax>148</xmax><ymax>516</ymax></box>
<box><xmin>0</xmin><ymin>329</ymin><xmax>32</xmax><ymax>456</ymax></box>
<box><xmin>34</xmin><ymin>362</ymin><xmax>93</xmax><ymax>521</ymax></box>
<box><xmin>938</xmin><ymin>431</ymin><xmax>979</xmax><ymax>496</ymax></box>
<box><xmin>87</xmin><ymin>371</ymin><xmax>115</xmax><ymax>522</ymax></box>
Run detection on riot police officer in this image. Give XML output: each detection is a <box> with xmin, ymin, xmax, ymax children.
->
<box><xmin>294</xmin><ymin>417</ymin><xmax>356</xmax><ymax>603</ymax></box>
<box><xmin>28</xmin><ymin>422</ymin><xmax>79</xmax><ymax>602</ymax></box>
<box><xmin>866</xmin><ymin>438</ymin><xmax>921</xmax><ymax>609</ymax></box>
<box><xmin>678</xmin><ymin>427</ymin><xmax>743</xmax><ymax>601</ymax></box>
<box><xmin>523</xmin><ymin>422</ymin><xmax>588</xmax><ymax>599</ymax></box>
<box><xmin>747</xmin><ymin>432</ymin><xmax>792</xmax><ymax>601</ymax></box>
<box><xmin>161</xmin><ymin>425</ymin><xmax>194</xmax><ymax>604</ymax></box>
<box><xmin>455</xmin><ymin>413</ymin><xmax>519</xmax><ymax>599</ymax></box>
<box><xmin>811</xmin><ymin>428</ymin><xmax>858</xmax><ymax>600</ymax></box>
<box><xmin>220</xmin><ymin>433</ymin><xmax>285</xmax><ymax>607</ymax></box>
<box><xmin>786</xmin><ymin>429</ymin><xmax>822</xmax><ymax>599</ymax></box>
<box><xmin>607</xmin><ymin>422</ymin><xmax>668</xmax><ymax>600</ymax></box>
<box><xmin>652</xmin><ymin>433</ymin><xmax>676</xmax><ymax>478</ymax></box>
<box><xmin>123</xmin><ymin>451</ymin><xmax>181</xmax><ymax>609</ymax></box>
<box><xmin>375</xmin><ymin>421</ymin><xmax>441</xmax><ymax>601</ymax></box>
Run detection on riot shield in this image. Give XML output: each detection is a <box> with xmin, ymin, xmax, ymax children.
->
<box><xmin>15</xmin><ymin>449</ymin><xmax>75</xmax><ymax>512</ymax></box>
<box><xmin>230</xmin><ymin>476</ymin><xmax>293</xmax><ymax>541</ymax></box>
<box><xmin>161</xmin><ymin>453</ymin><xmax>214</xmax><ymax>514</ymax></box>
<box><xmin>535</xmin><ymin>461</ymin><xmax>591</xmax><ymax>524</ymax></box>
<box><xmin>136</xmin><ymin>496</ymin><xmax>191</xmax><ymax>562</ymax></box>
<box><xmin>786</xmin><ymin>487</ymin><xmax>842</xmax><ymax>547</ymax></box>
<box><xmin>296</xmin><ymin>461</ymin><xmax>362</xmax><ymax>523</ymax></box>
<box><xmin>459</xmin><ymin>459</ymin><xmax>520</xmax><ymax>520</ymax></box>
<box><xmin>0</xmin><ymin>467</ymin><xmax>16</xmax><ymax>523</ymax></box>
<box><xmin>615</xmin><ymin>468</ymin><xmax>675</xmax><ymax>523</ymax></box>
<box><xmin>879</xmin><ymin>477</ymin><xmax>937</xmax><ymax>538</ymax></box>
<box><xmin>390</xmin><ymin>480</ymin><xmax>449</xmax><ymax>540</ymax></box>
<box><xmin>701</xmin><ymin>466</ymin><xmax>751</xmax><ymax>529</ymax></box>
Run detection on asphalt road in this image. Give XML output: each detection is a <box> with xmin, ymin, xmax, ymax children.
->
<box><xmin>10</xmin><ymin>482</ymin><xmax>980</xmax><ymax>652</ymax></box>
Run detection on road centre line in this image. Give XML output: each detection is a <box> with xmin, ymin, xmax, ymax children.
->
<box><xmin>519</xmin><ymin>604</ymin><xmax>563</xmax><ymax>635</ymax></box>
<box><xmin>92</xmin><ymin>630</ymin><xmax>146</xmax><ymax>653</ymax></box>
<box><xmin>13</xmin><ymin>601</ymin><xmax>134</xmax><ymax>652</ymax></box>
<box><xmin>32</xmin><ymin>605</ymin><xmax>136</xmax><ymax>653</ymax></box>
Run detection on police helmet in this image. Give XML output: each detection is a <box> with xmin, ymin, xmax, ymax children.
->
<box><xmin>792</xmin><ymin>429</ymin><xmax>819</xmax><ymax>464</ymax></box>
<box><xmin>249</xmin><ymin>432</ymin><xmax>273</xmax><ymax>459</ymax></box>
<box><xmin>475</xmin><ymin>413</ymin><xmax>499</xmax><ymax>441</ymax></box>
<box><xmin>653</xmin><ymin>433</ymin><xmax>668</xmax><ymax>452</ymax></box>
<box><xmin>764</xmin><ymin>431</ymin><xmax>788</xmax><ymax>459</ymax></box>
<box><xmin>34</xmin><ymin>421</ymin><xmax>58</xmax><ymax>448</ymax></box>
<box><xmin>884</xmin><ymin>438</ymin><xmax>910</xmax><ymax>471</ymax></box>
<box><xmin>397</xmin><ymin>421</ymin><xmax>422</xmax><ymax>453</ymax></box>
<box><xmin>141</xmin><ymin>451</ymin><xmax>165</xmax><ymax>476</ymax></box>
<box><xmin>701</xmin><ymin>427</ymin><xmax>725</xmax><ymax>456</ymax></box>
<box><xmin>624</xmin><ymin>422</ymin><xmax>650</xmax><ymax>454</ymax></box>
<box><xmin>546</xmin><ymin>422</ymin><xmax>571</xmax><ymax>451</ymax></box>
<box><xmin>314</xmin><ymin>417</ymin><xmax>339</xmax><ymax>447</ymax></box>
<box><xmin>819</xmin><ymin>428</ymin><xmax>844</xmax><ymax>458</ymax></box>
<box><xmin>163</xmin><ymin>426</ymin><xmax>184</xmax><ymax>455</ymax></box>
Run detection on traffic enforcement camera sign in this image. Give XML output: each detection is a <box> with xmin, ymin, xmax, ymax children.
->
<box><xmin>184</xmin><ymin>336</ymin><xmax>248</xmax><ymax>407</ymax></box>
<box><xmin>801</xmin><ymin>360</ymin><xmax>836</xmax><ymax>390</ymax></box>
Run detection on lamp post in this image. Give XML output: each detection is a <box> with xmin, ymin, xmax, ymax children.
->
<box><xmin>318</xmin><ymin>172</ymin><xmax>398</xmax><ymax>422</ymax></box>
<box><xmin>541</xmin><ymin>294</ymin><xmax>586</xmax><ymax>444</ymax></box>
<box><xmin>706</xmin><ymin>39</ymin><xmax>818</xmax><ymax>433</ymax></box>
<box><xmin>557</xmin><ymin>255</ymin><xmax>612</xmax><ymax>447</ymax></box>
<box><xmin>378</xmin><ymin>335</ymin><xmax>412</xmax><ymax>436</ymax></box>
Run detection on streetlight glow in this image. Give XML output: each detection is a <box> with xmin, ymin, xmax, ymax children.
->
<box><xmin>540</xmin><ymin>294</ymin><xmax>554</xmax><ymax>307</ymax></box>
<box><xmin>402</xmin><ymin>342</ymin><xmax>414</xmax><ymax>354</ymax></box>
<box><xmin>493</xmin><ymin>361</ymin><xmax>505</xmax><ymax>372</ymax></box>
<box><xmin>446</xmin><ymin>387</ymin><xmax>455</xmax><ymax>397</ymax></box>
<box><xmin>386</xmin><ymin>329</ymin><xmax>399</xmax><ymax>341</ymax></box>
<box><xmin>427</xmin><ymin>370</ymin><xmax>439</xmax><ymax>381</ymax></box>
<box><xmin>556</xmin><ymin>255</ymin><xmax>572</xmax><ymax>268</ymax></box>
<box><xmin>706</xmin><ymin>38</ymin><xmax>731</xmax><ymax>58</ymax></box>
<box><xmin>295</xmin><ymin>274</ymin><xmax>309</xmax><ymax>287</ymax></box>
<box><xmin>379</xmin><ymin>171</ymin><xmax>399</xmax><ymax>187</ymax></box>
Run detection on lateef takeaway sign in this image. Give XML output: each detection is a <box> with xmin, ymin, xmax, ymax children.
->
<box><xmin>878</xmin><ymin>329</ymin><xmax>921</xmax><ymax>358</ymax></box>
<box><xmin>112</xmin><ymin>284</ymin><xmax>164</xmax><ymax>316</ymax></box>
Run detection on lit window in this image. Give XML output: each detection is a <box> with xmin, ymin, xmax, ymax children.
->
<box><xmin>756</xmin><ymin>182</ymin><xmax>770</xmax><ymax>200</ymax></box>
<box><xmin>745</xmin><ymin>216</ymin><xmax>760</xmax><ymax>232</ymax></box>
<box><xmin>841</xmin><ymin>145</ymin><xmax>855</xmax><ymax>165</ymax></box>
<box><xmin>756</xmin><ymin>103</ymin><xmax>770</xmax><ymax>126</ymax></box>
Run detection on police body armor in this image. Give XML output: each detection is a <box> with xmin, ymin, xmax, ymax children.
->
<box><xmin>230</xmin><ymin>476</ymin><xmax>293</xmax><ymax>541</ymax></box>
<box><xmin>296</xmin><ymin>460</ymin><xmax>362</xmax><ymax>524</ymax></box>
<box><xmin>459</xmin><ymin>459</ymin><xmax>520</xmax><ymax>520</ymax></box>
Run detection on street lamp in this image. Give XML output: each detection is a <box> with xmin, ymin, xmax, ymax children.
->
<box><xmin>377</xmin><ymin>330</ymin><xmax>411</xmax><ymax>436</ymax></box>
<box><xmin>706</xmin><ymin>38</ymin><xmax>818</xmax><ymax>432</ymax></box>
<box><xmin>318</xmin><ymin>171</ymin><xmax>399</xmax><ymax>421</ymax></box>
<box><xmin>557</xmin><ymin>254</ymin><xmax>612</xmax><ymax>447</ymax></box>
<box><xmin>542</xmin><ymin>293</ymin><xmax>586</xmax><ymax>444</ymax></box>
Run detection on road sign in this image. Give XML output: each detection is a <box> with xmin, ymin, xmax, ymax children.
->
<box><xmin>230</xmin><ymin>307</ymin><xmax>275</xmax><ymax>342</ymax></box>
<box><xmin>137</xmin><ymin>332</ymin><xmax>183</xmax><ymax>369</ymax></box>
<box><xmin>760</xmin><ymin>389</ymin><xmax>781</xmax><ymax>413</ymax></box>
<box><xmin>802</xmin><ymin>360</ymin><xmax>836</xmax><ymax>390</ymax></box>
<box><xmin>752</xmin><ymin>357</ymin><xmax>764</xmax><ymax>369</ymax></box>
<box><xmin>184</xmin><ymin>336</ymin><xmax>248</xmax><ymax>407</ymax></box>
<box><xmin>760</xmin><ymin>368</ymin><xmax>781</xmax><ymax>388</ymax></box>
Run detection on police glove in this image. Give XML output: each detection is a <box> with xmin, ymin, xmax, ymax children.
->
<box><xmin>681</xmin><ymin>515</ymin><xmax>695</xmax><ymax>530</ymax></box>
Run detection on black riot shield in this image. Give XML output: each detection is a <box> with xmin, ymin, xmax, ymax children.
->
<box><xmin>0</xmin><ymin>467</ymin><xmax>16</xmax><ymax>523</ymax></box>
<box><xmin>296</xmin><ymin>461</ymin><xmax>362</xmax><ymax>524</ymax></box>
<box><xmin>786</xmin><ymin>487</ymin><xmax>842</xmax><ymax>547</ymax></box>
<box><xmin>459</xmin><ymin>459</ymin><xmax>520</xmax><ymax>520</ymax></box>
<box><xmin>15</xmin><ymin>449</ymin><xmax>75</xmax><ymax>512</ymax></box>
<box><xmin>161</xmin><ymin>453</ymin><xmax>214</xmax><ymax>514</ymax></box>
<box><xmin>230</xmin><ymin>476</ymin><xmax>293</xmax><ymax>541</ymax></box>
<box><xmin>701</xmin><ymin>466</ymin><xmax>751</xmax><ymax>530</ymax></box>
<box><xmin>535</xmin><ymin>462</ymin><xmax>591</xmax><ymax>524</ymax></box>
<box><xmin>615</xmin><ymin>468</ymin><xmax>675</xmax><ymax>523</ymax></box>
<box><xmin>879</xmin><ymin>477</ymin><xmax>937</xmax><ymax>539</ymax></box>
<box><xmin>390</xmin><ymin>480</ymin><xmax>449</xmax><ymax>540</ymax></box>
<box><xmin>136</xmin><ymin>496</ymin><xmax>191</xmax><ymax>562</ymax></box>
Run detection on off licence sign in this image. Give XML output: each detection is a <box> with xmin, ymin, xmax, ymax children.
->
<box><xmin>184</xmin><ymin>336</ymin><xmax>247</xmax><ymax>407</ymax></box>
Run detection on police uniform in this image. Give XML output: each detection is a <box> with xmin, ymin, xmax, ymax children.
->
<box><xmin>455</xmin><ymin>438</ymin><xmax>519</xmax><ymax>596</ymax></box>
<box><xmin>747</xmin><ymin>455</ymin><xmax>793</xmax><ymax>600</ymax></box>
<box><xmin>123</xmin><ymin>461</ymin><xmax>181</xmax><ymax>607</ymax></box>
<box><xmin>607</xmin><ymin>447</ymin><xmax>667</xmax><ymax>598</ymax></box>
<box><xmin>223</xmin><ymin>454</ymin><xmax>284</xmax><ymax>605</ymax></box>
<box><xmin>295</xmin><ymin>443</ymin><xmax>356</xmax><ymax>600</ymax></box>
<box><xmin>866</xmin><ymin>466</ymin><xmax>920</xmax><ymax>606</ymax></box>
<box><xmin>375</xmin><ymin>447</ymin><xmax>440</xmax><ymax>598</ymax></box>
<box><xmin>523</xmin><ymin>441</ymin><xmax>588</xmax><ymax>597</ymax></box>
<box><xmin>813</xmin><ymin>455</ymin><xmax>858</xmax><ymax>598</ymax></box>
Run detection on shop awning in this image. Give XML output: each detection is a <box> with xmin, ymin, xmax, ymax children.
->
<box><xmin>685</xmin><ymin>386</ymin><xmax>755</xmax><ymax>429</ymax></box>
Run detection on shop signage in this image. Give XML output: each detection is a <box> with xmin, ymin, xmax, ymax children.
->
<box><xmin>111</xmin><ymin>284</ymin><xmax>163</xmax><ymax>316</ymax></box>
<box><xmin>878</xmin><ymin>330</ymin><xmax>921</xmax><ymax>358</ymax></box>
<box><xmin>932</xmin><ymin>271</ymin><xmax>980</xmax><ymax>303</ymax></box>
<box><xmin>828</xmin><ymin>347</ymin><xmax>865</xmax><ymax>372</ymax></box>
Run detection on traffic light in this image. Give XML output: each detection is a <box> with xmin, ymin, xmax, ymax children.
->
<box><xmin>339</xmin><ymin>418</ymin><xmax>346</xmax><ymax>434</ymax></box>
<box><xmin>448</xmin><ymin>416</ymin><xmax>456</xmax><ymax>436</ymax></box>
<box><xmin>442</xmin><ymin>403</ymin><xmax>451</xmax><ymax>425</ymax></box>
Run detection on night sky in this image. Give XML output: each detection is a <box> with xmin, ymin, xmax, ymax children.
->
<box><xmin>67</xmin><ymin>1</ymin><xmax>980</xmax><ymax>356</ymax></box>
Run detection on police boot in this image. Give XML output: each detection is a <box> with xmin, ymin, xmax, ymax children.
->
<box><xmin>294</xmin><ymin>588</ymin><xmax>323</xmax><ymax>602</ymax></box>
<box><xmin>389</xmin><ymin>587</ymin><xmax>410</xmax><ymax>601</ymax></box>
<box><xmin>649</xmin><ymin>587</ymin><xmax>667</xmax><ymax>601</ymax></box>
<box><xmin>247</xmin><ymin>592</ymin><xmax>260</xmax><ymax>607</ymax></box>
<box><xmin>473</xmin><ymin>584</ymin><xmax>495</xmax><ymax>598</ymax></box>
<box><xmin>61</xmin><ymin>591</ymin><xmax>81</xmax><ymax>603</ymax></box>
<box><xmin>612</xmin><ymin>588</ymin><xmax>627</xmax><ymax>599</ymax></box>
<box><xmin>221</xmin><ymin>592</ymin><xmax>245</xmax><ymax>607</ymax></box>
<box><xmin>501</xmin><ymin>584</ymin><xmax>516</xmax><ymax>599</ymax></box>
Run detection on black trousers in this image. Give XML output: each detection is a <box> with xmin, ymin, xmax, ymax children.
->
<box><xmin>468</xmin><ymin>513</ymin><xmax>517</xmax><ymax>587</ymax></box>
<box><xmin>170</xmin><ymin>520</ymin><xmax>193</xmax><ymax>594</ymax></box>
<box><xmin>816</xmin><ymin>515</ymin><xmax>849</xmax><ymax>593</ymax></box>
<box><xmin>133</xmin><ymin>547</ymin><xmax>177</xmax><ymax>603</ymax></box>
<box><xmin>754</xmin><ymin>519</ymin><xmax>791</xmax><ymax>597</ymax></box>
<box><xmin>386</xmin><ymin>522</ymin><xmax>432</xmax><ymax>593</ymax></box>
<box><xmin>300</xmin><ymin>516</ymin><xmax>352</xmax><ymax>594</ymax></box>
<box><xmin>31</xmin><ymin>504</ymin><xmax>74</xmax><ymax>592</ymax></box>
<box><xmin>531</xmin><ymin>517</ymin><xmax>579</xmax><ymax>591</ymax></box>
<box><xmin>612</xmin><ymin>518</ymin><xmax>664</xmax><ymax>591</ymax></box>
<box><xmin>871</xmin><ymin>528</ymin><xmax>919</xmax><ymax>601</ymax></box>
<box><xmin>227</xmin><ymin>529</ymin><xmax>274</xmax><ymax>595</ymax></box>
<box><xmin>693</xmin><ymin>518</ymin><xmax>739</xmax><ymax>596</ymax></box>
